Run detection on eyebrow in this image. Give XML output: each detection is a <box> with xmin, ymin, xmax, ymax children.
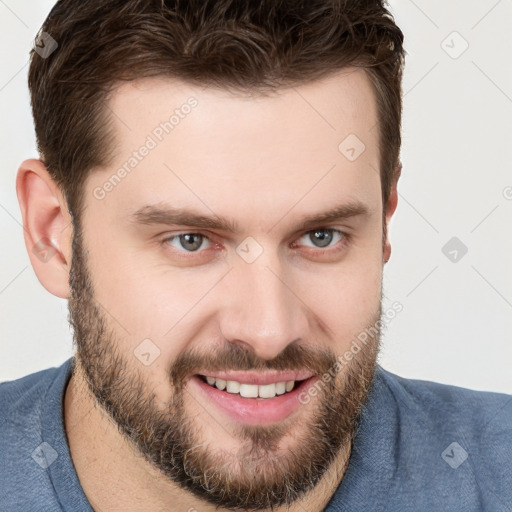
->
<box><xmin>129</xmin><ymin>201</ymin><xmax>370</xmax><ymax>234</ymax></box>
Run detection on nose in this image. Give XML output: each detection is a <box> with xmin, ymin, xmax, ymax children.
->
<box><xmin>216</xmin><ymin>255</ymin><xmax>309</xmax><ymax>361</ymax></box>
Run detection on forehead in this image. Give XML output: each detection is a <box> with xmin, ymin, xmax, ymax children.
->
<box><xmin>107</xmin><ymin>67</ymin><xmax>378</xmax><ymax>148</ymax></box>
<box><xmin>88</xmin><ymin>68</ymin><xmax>381</xmax><ymax>227</ymax></box>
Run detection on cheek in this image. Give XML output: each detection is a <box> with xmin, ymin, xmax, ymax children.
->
<box><xmin>293</xmin><ymin>239</ymin><xmax>383</xmax><ymax>347</ymax></box>
<box><xmin>83</xmin><ymin>229</ymin><xmax>223</xmax><ymax>360</ymax></box>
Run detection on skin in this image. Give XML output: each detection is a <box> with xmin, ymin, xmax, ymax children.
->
<box><xmin>17</xmin><ymin>67</ymin><xmax>399</xmax><ymax>511</ymax></box>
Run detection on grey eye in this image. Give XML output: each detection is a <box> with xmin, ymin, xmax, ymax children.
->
<box><xmin>299</xmin><ymin>229</ymin><xmax>343</xmax><ymax>248</ymax></box>
<box><xmin>179</xmin><ymin>233</ymin><xmax>204</xmax><ymax>251</ymax></box>
<box><xmin>165</xmin><ymin>233</ymin><xmax>210</xmax><ymax>252</ymax></box>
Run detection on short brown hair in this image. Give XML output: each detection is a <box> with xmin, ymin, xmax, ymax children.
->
<box><xmin>28</xmin><ymin>0</ymin><xmax>405</xmax><ymax>223</ymax></box>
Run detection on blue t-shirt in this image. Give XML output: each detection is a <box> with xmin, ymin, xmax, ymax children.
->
<box><xmin>1</xmin><ymin>358</ymin><xmax>511</xmax><ymax>511</ymax></box>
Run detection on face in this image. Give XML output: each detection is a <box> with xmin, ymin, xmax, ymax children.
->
<box><xmin>69</xmin><ymin>68</ymin><xmax>385</xmax><ymax>510</ymax></box>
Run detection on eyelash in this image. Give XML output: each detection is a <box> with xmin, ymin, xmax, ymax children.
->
<box><xmin>160</xmin><ymin>228</ymin><xmax>350</xmax><ymax>259</ymax></box>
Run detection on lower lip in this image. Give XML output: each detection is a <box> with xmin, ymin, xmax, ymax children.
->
<box><xmin>191</xmin><ymin>375</ymin><xmax>317</xmax><ymax>426</ymax></box>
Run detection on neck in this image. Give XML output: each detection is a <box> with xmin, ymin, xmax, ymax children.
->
<box><xmin>64</xmin><ymin>367</ymin><xmax>351</xmax><ymax>512</ymax></box>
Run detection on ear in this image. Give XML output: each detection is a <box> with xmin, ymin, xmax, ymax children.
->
<box><xmin>383</xmin><ymin>161</ymin><xmax>401</xmax><ymax>264</ymax></box>
<box><xmin>16</xmin><ymin>159</ymin><xmax>73</xmax><ymax>298</ymax></box>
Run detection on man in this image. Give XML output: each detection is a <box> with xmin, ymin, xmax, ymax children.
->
<box><xmin>1</xmin><ymin>1</ymin><xmax>510</xmax><ymax>511</ymax></box>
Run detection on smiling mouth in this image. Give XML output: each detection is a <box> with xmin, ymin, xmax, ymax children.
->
<box><xmin>197</xmin><ymin>374</ymin><xmax>310</xmax><ymax>400</ymax></box>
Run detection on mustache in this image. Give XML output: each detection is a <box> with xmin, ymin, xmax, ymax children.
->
<box><xmin>169</xmin><ymin>341</ymin><xmax>337</xmax><ymax>390</ymax></box>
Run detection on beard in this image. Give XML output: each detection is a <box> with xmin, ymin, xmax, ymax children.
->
<box><xmin>67</xmin><ymin>225</ymin><xmax>381</xmax><ymax>511</ymax></box>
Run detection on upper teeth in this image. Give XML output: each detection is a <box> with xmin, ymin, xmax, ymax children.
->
<box><xmin>204</xmin><ymin>376</ymin><xmax>296</xmax><ymax>399</ymax></box>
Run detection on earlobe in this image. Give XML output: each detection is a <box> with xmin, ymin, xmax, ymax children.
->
<box><xmin>16</xmin><ymin>159</ymin><xmax>73</xmax><ymax>298</ymax></box>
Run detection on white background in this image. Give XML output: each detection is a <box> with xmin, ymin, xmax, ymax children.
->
<box><xmin>0</xmin><ymin>0</ymin><xmax>511</xmax><ymax>393</ymax></box>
